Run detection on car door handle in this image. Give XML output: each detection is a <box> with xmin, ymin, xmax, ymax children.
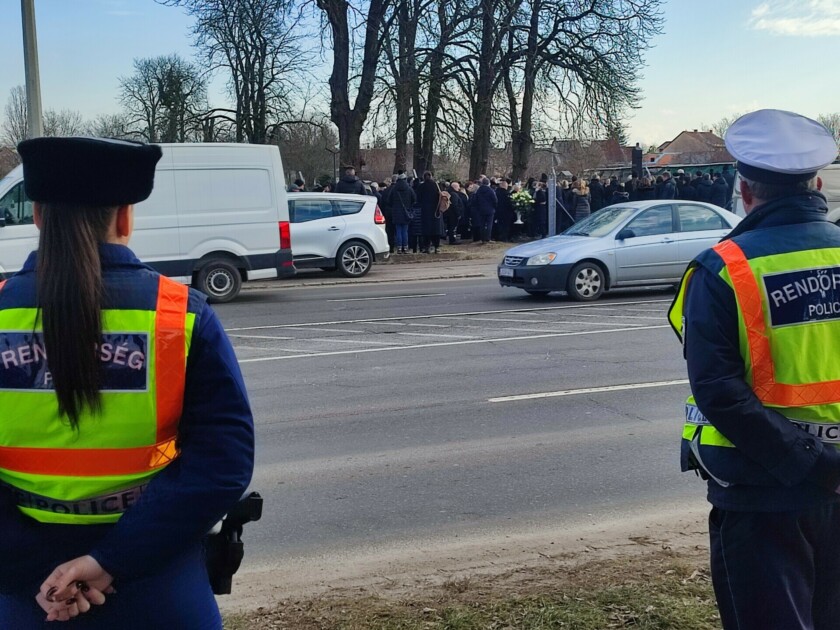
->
<box><xmin>661</xmin><ymin>237</ymin><xmax>674</xmax><ymax>243</ymax></box>
<box><xmin>327</xmin><ymin>226</ymin><xmax>341</xmax><ymax>231</ymax></box>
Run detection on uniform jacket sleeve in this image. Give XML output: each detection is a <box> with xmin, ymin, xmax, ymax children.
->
<box><xmin>88</xmin><ymin>303</ymin><xmax>255</xmax><ymax>581</ymax></box>
<box><xmin>685</xmin><ymin>264</ymin><xmax>840</xmax><ymax>491</ymax></box>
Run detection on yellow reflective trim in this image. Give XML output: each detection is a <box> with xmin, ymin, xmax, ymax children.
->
<box><xmin>668</xmin><ymin>266</ymin><xmax>696</xmax><ymax>340</ymax></box>
<box><xmin>19</xmin><ymin>506</ymin><xmax>120</xmax><ymax>525</ymax></box>
<box><xmin>699</xmin><ymin>426</ymin><xmax>735</xmax><ymax>447</ymax></box>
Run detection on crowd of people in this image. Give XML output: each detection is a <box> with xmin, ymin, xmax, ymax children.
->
<box><xmin>288</xmin><ymin>162</ymin><xmax>738</xmax><ymax>253</ymax></box>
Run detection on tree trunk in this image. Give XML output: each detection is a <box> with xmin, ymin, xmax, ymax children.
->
<box><xmin>318</xmin><ymin>0</ymin><xmax>389</xmax><ymax>168</ymax></box>
<box><xmin>509</xmin><ymin>0</ymin><xmax>539</xmax><ymax>181</ymax></box>
<box><xmin>468</xmin><ymin>0</ymin><xmax>496</xmax><ymax>179</ymax></box>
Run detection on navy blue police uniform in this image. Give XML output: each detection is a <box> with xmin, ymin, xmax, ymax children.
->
<box><xmin>673</xmin><ymin>110</ymin><xmax>840</xmax><ymax>629</ymax></box>
<box><xmin>0</xmin><ymin>137</ymin><xmax>254</xmax><ymax>628</ymax></box>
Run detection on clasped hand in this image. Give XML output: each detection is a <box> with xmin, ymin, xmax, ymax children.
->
<box><xmin>35</xmin><ymin>555</ymin><xmax>114</xmax><ymax>622</ymax></box>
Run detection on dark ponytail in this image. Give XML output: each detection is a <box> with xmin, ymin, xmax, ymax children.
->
<box><xmin>36</xmin><ymin>204</ymin><xmax>117</xmax><ymax>428</ymax></box>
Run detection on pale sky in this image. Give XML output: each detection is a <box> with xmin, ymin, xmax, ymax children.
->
<box><xmin>2</xmin><ymin>0</ymin><xmax>839</xmax><ymax>148</ymax></box>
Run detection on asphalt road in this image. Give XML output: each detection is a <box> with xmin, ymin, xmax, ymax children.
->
<box><xmin>213</xmin><ymin>275</ymin><xmax>703</xmax><ymax>568</ymax></box>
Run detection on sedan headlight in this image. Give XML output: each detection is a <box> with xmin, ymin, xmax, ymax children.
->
<box><xmin>526</xmin><ymin>252</ymin><xmax>557</xmax><ymax>266</ymax></box>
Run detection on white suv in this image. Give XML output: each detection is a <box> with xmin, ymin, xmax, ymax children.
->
<box><xmin>287</xmin><ymin>192</ymin><xmax>389</xmax><ymax>277</ymax></box>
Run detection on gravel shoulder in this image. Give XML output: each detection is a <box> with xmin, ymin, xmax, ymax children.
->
<box><xmin>220</xmin><ymin>503</ymin><xmax>710</xmax><ymax>615</ymax></box>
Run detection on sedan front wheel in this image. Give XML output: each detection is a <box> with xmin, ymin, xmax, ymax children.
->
<box><xmin>567</xmin><ymin>261</ymin><xmax>605</xmax><ymax>301</ymax></box>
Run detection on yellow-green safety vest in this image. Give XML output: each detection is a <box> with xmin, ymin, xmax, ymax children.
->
<box><xmin>669</xmin><ymin>239</ymin><xmax>840</xmax><ymax>458</ymax></box>
<box><xmin>0</xmin><ymin>276</ymin><xmax>195</xmax><ymax>524</ymax></box>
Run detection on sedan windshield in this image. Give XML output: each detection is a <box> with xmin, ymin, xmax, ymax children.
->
<box><xmin>563</xmin><ymin>206</ymin><xmax>637</xmax><ymax>238</ymax></box>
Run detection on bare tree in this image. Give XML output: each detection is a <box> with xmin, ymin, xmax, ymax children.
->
<box><xmin>161</xmin><ymin>0</ymin><xmax>308</xmax><ymax>144</ymax></box>
<box><xmin>501</xmin><ymin>0</ymin><xmax>662</xmax><ymax>181</ymax></box>
<box><xmin>316</xmin><ymin>0</ymin><xmax>392</xmax><ymax>167</ymax></box>
<box><xmin>276</xmin><ymin>119</ymin><xmax>340</xmax><ymax>186</ymax></box>
<box><xmin>2</xmin><ymin>86</ymin><xmax>28</xmax><ymax>146</ymax></box>
<box><xmin>43</xmin><ymin>109</ymin><xmax>86</xmax><ymax>137</ymax></box>
<box><xmin>701</xmin><ymin>112</ymin><xmax>744</xmax><ymax>139</ymax></box>
<box><xmin>818</xmin><ymin>113</ymin><xmax>840</xmax><ymax>146</ymax></box>
<box><xmin>119</xmin><ymin>54</ymin><xmax>207</xmax><ymax>142</ymax></box>
<box><xmin>86</xmin><ymin>113</ymin><xmax>136</xmax><ymax>139</ymax></box>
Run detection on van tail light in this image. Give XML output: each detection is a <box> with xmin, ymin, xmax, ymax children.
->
<box><xmin>374</xmin><ymin>205</ymin><xmax>386</xmax><ymax>225</ymax></box>
<box><xmin>279</xmin><ymin>221</ymin><xmax>291</xmax><ymax>250</ymax></box>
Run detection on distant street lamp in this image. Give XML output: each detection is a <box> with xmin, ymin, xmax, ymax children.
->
<box><xmin>325</xmin><ymin>146</ymin><xmax>339</xmax><ymax>184</ymax></box>
<box><xmin>21</xmin><ymin>0</ymin><xmax>44</xmax><ymax>138</ymax></box>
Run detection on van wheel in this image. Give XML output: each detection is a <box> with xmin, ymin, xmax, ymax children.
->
<box><xmin>337</xmin><ymin>242</ymin><xmax>373</xmax><ymax>278</ymax></box>
<box><xmin>196</xmin><ymin>260</ymin><xmax>242</xmax><ymax>303</ymax></box>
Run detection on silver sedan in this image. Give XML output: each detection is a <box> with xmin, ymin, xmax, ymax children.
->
<box><xmin>498</xmin><ymin>200</ymin><xmax>741</xmax><ymax>301</ymax></box>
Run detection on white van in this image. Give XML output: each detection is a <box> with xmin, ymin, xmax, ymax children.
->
<box><xmin>731</xmin><ymin>163</ymin><xmax>840</xmax><ymax>219</ymax></box>
<box><xmin>0</xmin><ymin>143</ymin><xmax>294</xmax><ymax>302</ymax></box>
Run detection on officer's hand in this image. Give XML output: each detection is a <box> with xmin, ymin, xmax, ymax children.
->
<box><xmin>37</xmin><ymin>555</ymin><xmax>113</xmax><ymax>621</ymax></box>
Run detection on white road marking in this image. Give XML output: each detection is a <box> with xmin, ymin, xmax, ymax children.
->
<box><xmin>327</xmin><ymin>293</ymin><xmax>447</xmax><ymax>302</ymax></box>
<box><xmin>238</xmin><ymin>324</ymin><xmax>670</xmax><ymax>363</ymax></box>
<box><xmin>308</xmin><ymin>337</ymin><xmax>405</xmax><ymax>346</ymax></box>
<box><xmin>229</xmin><ymin>334</ymin><xmax>295</xmax><ymax>340</ymax></box>
<box><xmin>225</xmin><ymin>299</ymin><xmax>671</xmax><ymax>332</ymax></box>
<box><xmin>283</xmin><ymin>327</ymin><xmax>367</xmax><ymax>334</ymax></box>
<box><xmin>405</xmin><ymin>322</ymin><xmax>450</xmax><ymax>328</ymax></box>
<box><xmin>488</xmin><ymin>379</ymin><xmax>690</xmax><ymax>403</ymax></box>
<box><xmin>396</xmin><ymin>331</ymin><xmax>480</xmax><ymax>339</ymax></box>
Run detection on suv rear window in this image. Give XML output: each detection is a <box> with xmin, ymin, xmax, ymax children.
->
<box><xmin>334</xmin><ymin>200</ymin><xmax>364</xmax><ymax>215</ymax></box>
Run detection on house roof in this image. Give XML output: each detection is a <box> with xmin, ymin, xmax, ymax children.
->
<box><xmin>0</xmin><ymin>147</ymin><xmax>20</xmax><ymax>178</ymax></box>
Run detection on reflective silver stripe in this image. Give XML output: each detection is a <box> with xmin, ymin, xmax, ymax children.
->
<box><xmin>685</xmin><ymin>404</ymin><xmax>840</xmax><ymax>444</ymax></box>
<box><xmin>685</xmin><ymin>403</ymin><xmax>711</xmax><ymax>425</ymax></box>
<box><xmin>1</xmin><ymin>481</ymin><xmax>146</xmax><ymax>516</ymax></box>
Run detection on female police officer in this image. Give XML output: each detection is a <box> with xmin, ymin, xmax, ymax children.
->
<box><xmin>0</xmin><ymin>137</ymin><xmax>255</xmax><ymax>627</ymax></box>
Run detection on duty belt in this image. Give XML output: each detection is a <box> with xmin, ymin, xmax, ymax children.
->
<box><xmin>1</xmin><ymin>481</ymin><xmax>147</xmax><ymax>516</ymax></box>
<box><xmin>685</xmin><ymin>404</ymin><xmax>840</xmax><ymax>444</ymax></box>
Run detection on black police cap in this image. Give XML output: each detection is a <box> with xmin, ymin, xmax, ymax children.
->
<box><xmin>17</xmin><ymin>137</ymin><xmax>163</xmax><ymax>206</ymax></box>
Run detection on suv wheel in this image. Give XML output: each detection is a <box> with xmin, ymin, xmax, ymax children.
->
<box><xmin>337</xmin><ymin>242</ymin><xmax>373</xmax><ymax>278</ymax></box>
<box><xmin>196</xmin><ymin>259</ymin><xmax>242</xmax><ymax>303</ymax></box>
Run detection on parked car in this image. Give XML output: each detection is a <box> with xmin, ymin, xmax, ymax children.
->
<box><xmin>498</xmin><ymin>201</ymin><xmax>740</xmax><ymax>301</ymax></box>
<box><xmin>287</xmin><ymin>192</ymin><xmax>389</xmax><ymax>277</ymax></box>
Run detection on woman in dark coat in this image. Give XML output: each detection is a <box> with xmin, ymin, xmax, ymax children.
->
<box><xmin>386</xmin><ymin>174</ymin><xmax>416</xmax><ymax>254</ymax></box>
<box><xmin>635</xmin><ymin>176</ymin><xmax>656</xmax><ymax>201</ymax></box>
<box><xmin>571</xmin><ymin>180</ymin><xmax>591</xmax><ymax>222</ymax></box>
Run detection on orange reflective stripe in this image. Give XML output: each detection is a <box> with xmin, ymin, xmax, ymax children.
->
<box><xmin>713</xmin><ymin>240</ymin><xmax>840</xmax><ymax>406</ymax></box>
<box><xmin>0</xmin><ymin>438</ymin><xmax>178</xmax><ymax>477</ymax></box>
<box><xmin>0</xmin><ymin>280</ymin><xmax>6</xmax><ymax>292</ymax></box>
<box><xmin>155</xmin><ymin>276</ymin><xmax>188</xmax><ymax>442</ymax></box>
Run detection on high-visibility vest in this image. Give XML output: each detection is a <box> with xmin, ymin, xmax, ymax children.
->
<box><xmin>0</xmin><ymin>276</ymin><xmax>195</xmax><ymax>524</ymax></box>
<box><xmin>669</xmin><ymin>239</ymin><xmax>840</xmax><ymax>460</ymax></box>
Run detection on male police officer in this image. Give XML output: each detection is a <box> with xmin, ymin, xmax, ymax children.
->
<box><xmin>669</xmin><ymin>109</ymin><xmax>840</xmax><ymax>629</ymax></box>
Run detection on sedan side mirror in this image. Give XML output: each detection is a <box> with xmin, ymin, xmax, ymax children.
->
<box><xmin>0</xmin><ymin>216</ymin><xmax>6</xmax><ymax>228</ymax></box>
<box><xmin>616</xmin><ymin>227</ymin><xmax>635</xmax><ymax>240</ymax></box>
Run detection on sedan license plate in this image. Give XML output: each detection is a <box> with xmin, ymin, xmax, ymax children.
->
<box><xmin>499</xmin><ymin>267</ymin><xmax>514</xmax><ymax>278</ymax></box>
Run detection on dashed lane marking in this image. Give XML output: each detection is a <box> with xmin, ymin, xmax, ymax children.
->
<box><xmin>488</xmin><ymin>379</ymin><xmax>690</xmax><ymax>403</ymax></box>
<box><xmin>327</xmin><ymin>293</ymin><xmax>447</xmax><ymax>302</ymax></box>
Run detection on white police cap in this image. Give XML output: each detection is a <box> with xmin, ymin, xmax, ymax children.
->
<box><xmin>724</xmin><ymin>109</ymin><xmax>838</xmax><ymax>184</ymax></box>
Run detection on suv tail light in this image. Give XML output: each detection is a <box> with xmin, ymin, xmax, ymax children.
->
<box><xmin>374</xmin><ymin>205</ymin><xmax>386</xmax><ymax>224</ymax></box>
<box><xmin>278</xmin><ymin>221</ymin><xmax>291</xmax><ymax>249</ymax></box>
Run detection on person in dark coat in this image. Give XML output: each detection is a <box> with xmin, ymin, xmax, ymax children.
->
<box><xmin>386</xmin><ymin>173</ymin><xmax>416</xmax><ymax>254</ymax></box>
<box><xmin>659</xmin><ymin>172</ymin><xmax>677</xmax><ymax>199</ymax></box>
<box><xmin>335</xmin><ymin>166</ymin><xmax>366</xmax><ymax>195</ymax></box>
<box><xmin>495</xmin><ymin>179</ymin><xmax>515</xmax><ymax>242</ymax></box>
<box><xmin>608</xmin><ymin>184</ymin><xmax>629</xmax><ymax>207</ymax></box>
<box><xmin>635</xmin><ymin>176</ymin><xmax>656</xmax><ymax>201</ymax></box>
<box><xmin>721</xmin><ymin>164</ymin><xmax>736</xmax><ymax>209</ymax></box>
<box><xmin>626</xmin><ymin>172</ymin><xmax>639</xmax><ymax>201</ymax></box>
<box><xmin>695</xmin><ymin>172</ymin><xmax>714</xmax><ymax>203</ymax></box>
<box><xmin>677</xmin><ymin>174</ymin><xmax>697</xmax><ymax>201</ymax></box>
<box><xmin>589</xmin><ymin>176</ymin><xmax>605</xmax><ymax>212</ymax></box>
<box><xmin>473</xmin><ymin>177</ymin><xmax>497</xmax><ymax>243</ymax></box>
<box><xmin>710</xmin><ymin>172</ymin><xmax>730</xmax><ymax>208</ymax></box>
<box><xmin>446</xmin><ymin>182</ymin><xmax>465</xmax><ymax>244</ymax></box>
<box><xmin>416</xmin><ymin>171</ymin><xmax>442</xmax><ymax>253</ymax></box>
<box><xmin>531</xmin><ymin>182</ymin><xmax>548</xmax><ymax>237</ymax></box>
